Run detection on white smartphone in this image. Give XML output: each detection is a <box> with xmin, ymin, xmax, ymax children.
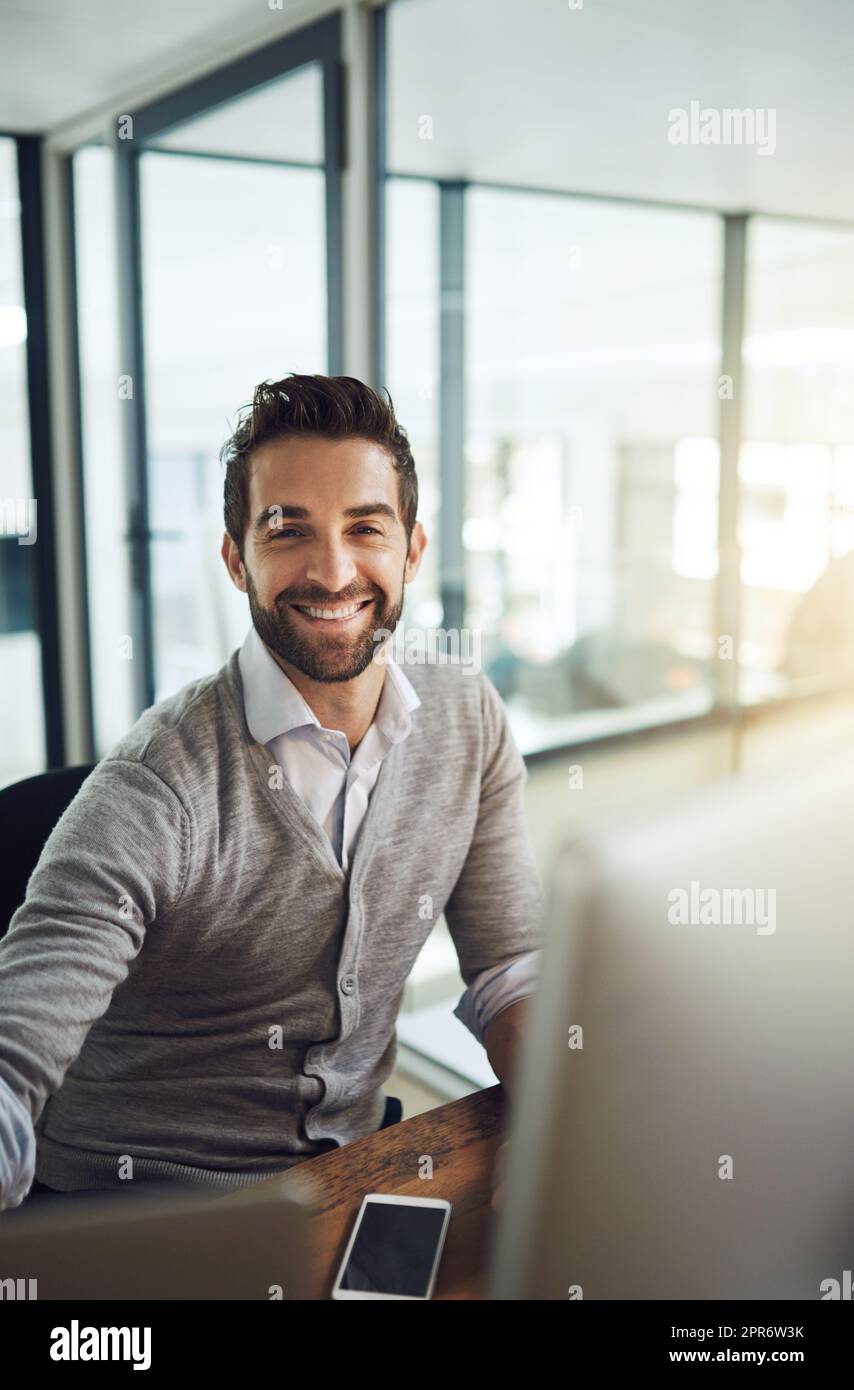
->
<box><xmin>330</xmin><ymin>1193</ymin><xmax>452</xmax><ymax>1300</ymax></box>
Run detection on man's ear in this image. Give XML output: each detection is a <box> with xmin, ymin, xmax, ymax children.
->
<box><xmin>404</xmin><ymin>521</ymin><xmax>427</xmax><ymax>584</ymax></box>
<box><xmin>221</xmin><ymin>532</ymin><xmax>248</xmax><ymax>593</ymax></box>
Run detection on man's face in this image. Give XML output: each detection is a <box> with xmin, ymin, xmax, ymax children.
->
<box><xmin>223</xmin><ymin>434</ymin><xmax>425</xmax><ymax>684</ymax></box>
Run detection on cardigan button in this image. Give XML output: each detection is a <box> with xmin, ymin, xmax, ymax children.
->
<box><xmin>340</xmin><ymin>975</ymin><xmax>356</xmax><ymax>994</ymax></box>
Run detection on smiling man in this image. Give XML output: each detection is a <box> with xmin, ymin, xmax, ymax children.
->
<box><xmin>0</xmin><ymin>373</ymin><xmax>544</xmax><ymax>1211</ymax></box>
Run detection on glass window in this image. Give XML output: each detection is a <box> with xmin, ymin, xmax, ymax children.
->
<box><xmin>740</xmin><ymin>218</ymin><xmax>854</xmax><ymax>701</ymax></box>
<box><xmin>384</xmin><ymin>177</ymin><xmax>441</xmax><ymax>625</ymax></box>
<box><xmin>0</xmin><ymin>136</ymin><xmax>45</xmax><ymax>787</ymax></box>
<box><xmin>139</xmin><ymin>63</ymin><xmax>328</xmax><ymax>702</ymax></box>
<box><xmin>465</xmin><ymin>189</ymin><xmax>723</xmax><ymax>752</ymax></box>
<box><xmin>74</xmin><ymin>144</ymin><xmax>136</xmax><ymax>755</ymax></box>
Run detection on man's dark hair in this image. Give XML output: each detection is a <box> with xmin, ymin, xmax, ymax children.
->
<box><xmin>221</xmin><ymin>373</ymin><xmax>418</xmax><ymax>559</ymax></box>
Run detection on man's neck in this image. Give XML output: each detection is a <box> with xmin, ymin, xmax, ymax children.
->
<box><xmin>266</xmin><ymin>646</ymin><xmax>387</xmax><ymax>754</ymax></box>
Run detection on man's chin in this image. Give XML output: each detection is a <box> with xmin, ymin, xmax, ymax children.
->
<box><xmin>267</xmin><ymin>633</ymin><xmax>383</xmax><ymax>684</ymax></box>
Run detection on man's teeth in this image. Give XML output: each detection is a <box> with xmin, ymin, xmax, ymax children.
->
<box><xmin>295</xmin><ymin>601</ymin><xmax>369</xmax><ymax>620</ymax></box>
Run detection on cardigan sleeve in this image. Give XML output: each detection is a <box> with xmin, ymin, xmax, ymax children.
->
<box><xmin>0</xmin><ymin>757</ymin><xmax>190</xmax><ymax>1208</ymax></box>
<box><xmin>444</xmin><ymin>673</ymin><xmax>546</xmax><ymax>1046</ymax></box>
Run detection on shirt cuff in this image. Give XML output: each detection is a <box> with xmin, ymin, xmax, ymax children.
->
<box><xmin>453</xmin><ymin>949</ymin><xmax>542</xmax><ymax>1046</ymax></box>
<box><xmin>0</xmin><ymin>1075</ymin><xmax>37</xmax><ymax>1211</ymax></box>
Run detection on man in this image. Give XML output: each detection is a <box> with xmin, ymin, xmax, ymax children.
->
<box><xmin>0</xmin><ymin>374</ymin><xmax>543</xmax><ymax>1212</ymax></box>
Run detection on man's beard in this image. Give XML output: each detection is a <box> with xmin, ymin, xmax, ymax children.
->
<box><xmin>245</xmin><ymin>565</ymin><xmax>405</xmax><ymax>683</ymax></box>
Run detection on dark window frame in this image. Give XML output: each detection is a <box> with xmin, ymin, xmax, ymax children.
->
<box><xmin>1</xmin><ymin>132</ymin><xmax>66</xmax><ymax>769</ymax></box>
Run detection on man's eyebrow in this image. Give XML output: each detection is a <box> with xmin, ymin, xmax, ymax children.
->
<box><xmin>344</xmin><ymin>503</ymin><xmax>398</xmax><ymax>522</ymax></box>
<box><xmin>253</xmin><ymin>501</ymin><xmax>398</xmax><ymax>531</ymax></box>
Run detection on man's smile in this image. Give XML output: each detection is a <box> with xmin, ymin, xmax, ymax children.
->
<box><xmin>288</xmin><ymin>597</ymin><xmax>375</xmax><ymax>629</ymax></box>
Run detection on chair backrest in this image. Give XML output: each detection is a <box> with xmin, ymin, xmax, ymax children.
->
<box><xmin>0</xmin><ymin>764</ymin><xmax>96</xmax><ymax>941</ymax></box>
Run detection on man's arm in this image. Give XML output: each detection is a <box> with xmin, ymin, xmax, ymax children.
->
<box><xmin>484</xmin><ymin>998</ymin><xmax>529</xmax><ymax>1099</ymax></box>
<box><xmin>444</xmin><ymin>673</ymin><xmax>545</xmax><ymax>1064</ymax></box>
<box><xmin>0</xmin><ymin>758</ymin><xmax>190</xmax><ymax>1210</ymax></box>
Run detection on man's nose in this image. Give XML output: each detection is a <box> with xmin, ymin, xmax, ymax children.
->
<box><xmin>304</xmin><ymin>537</ymin><xmax>359</xmax><ymax>597</ymax></box>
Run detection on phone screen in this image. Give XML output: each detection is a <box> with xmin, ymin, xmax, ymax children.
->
<box><xmin>338</xmin><ymin>1200</ymin><xmax>448</xmax><ymax>1296</ymax></box>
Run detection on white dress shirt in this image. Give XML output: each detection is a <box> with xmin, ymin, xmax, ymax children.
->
<box><xmin>238</xmin><ymin>625</ymin><xmax>540</xmax><ymax>1045</ymax></box>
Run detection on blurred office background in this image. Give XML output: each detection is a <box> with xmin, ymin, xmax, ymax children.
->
<box><xmin>3</xmin><ymin>0</ymin><xmax>854</xmax><ymax>1106</ymax></box>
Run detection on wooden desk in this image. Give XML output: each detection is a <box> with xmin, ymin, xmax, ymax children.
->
<box><xmin>251</xmin><ymin>1084</ymin><xmax>507</xmax><ymax>1300</ymax></box>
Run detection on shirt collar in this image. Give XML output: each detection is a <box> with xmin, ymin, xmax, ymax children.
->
<box><xmin>238</xmin><ymin>623</ymin><xmax>421</xmax><ymax>750</ymax></box>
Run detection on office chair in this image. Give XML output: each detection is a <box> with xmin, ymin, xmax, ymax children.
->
<box><xmin>0</xmin><ymin>763</ymin><xmax>96</xmax><ymax>941</ymax></box>
<box><xmin>380</xmin><ymin>1095</ymin><xmax>403</xmax><ymax>1129</ymax></box>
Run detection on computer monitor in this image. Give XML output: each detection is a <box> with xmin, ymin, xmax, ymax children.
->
<box><xmin>489</xmin><ymin>746</ymin><xmax>854</xmax><ymax>1299</ymax></box>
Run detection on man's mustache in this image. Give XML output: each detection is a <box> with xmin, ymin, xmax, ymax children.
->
<box><xmin>276</xmin><ymin>592</ymin><xmax>380</xmax><ymax>607</ymax></box>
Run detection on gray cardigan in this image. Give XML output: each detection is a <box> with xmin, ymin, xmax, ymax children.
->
<box><xmin>0</xmin><ymin>651</ymin><xmax>544</xmax><ymax>1198</ymax></box>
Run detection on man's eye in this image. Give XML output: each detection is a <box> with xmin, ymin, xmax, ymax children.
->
<box><xmin>268</xmin><ymin>524</ymin><xmax>381</xmax><ymax>539</ymax></box>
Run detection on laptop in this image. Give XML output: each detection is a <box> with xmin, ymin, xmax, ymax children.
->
<box><xmin>0</xmin><ymin>1176</ymin><xmax>314</xmax><ymax>1300</ymax></box>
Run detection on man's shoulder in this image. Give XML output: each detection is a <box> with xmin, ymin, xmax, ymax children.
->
<box><xmin>395</xmin><ymin>655</ymin><xmax>483</xmax><ymax>699</ymax></box>
<box><xmin>398</xmin><ymin>656</ymin><xmax>527</xmax><ymax>792</ymax></box>
<box><xmin>393</xmin><ymin>658</ymin><xmax>508</xmax><ymax>738</ymax></box>
<box><xmin>100</xmin><ymin>659</ymin><xmax>236</xmax><ymax>786</ymax></box>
